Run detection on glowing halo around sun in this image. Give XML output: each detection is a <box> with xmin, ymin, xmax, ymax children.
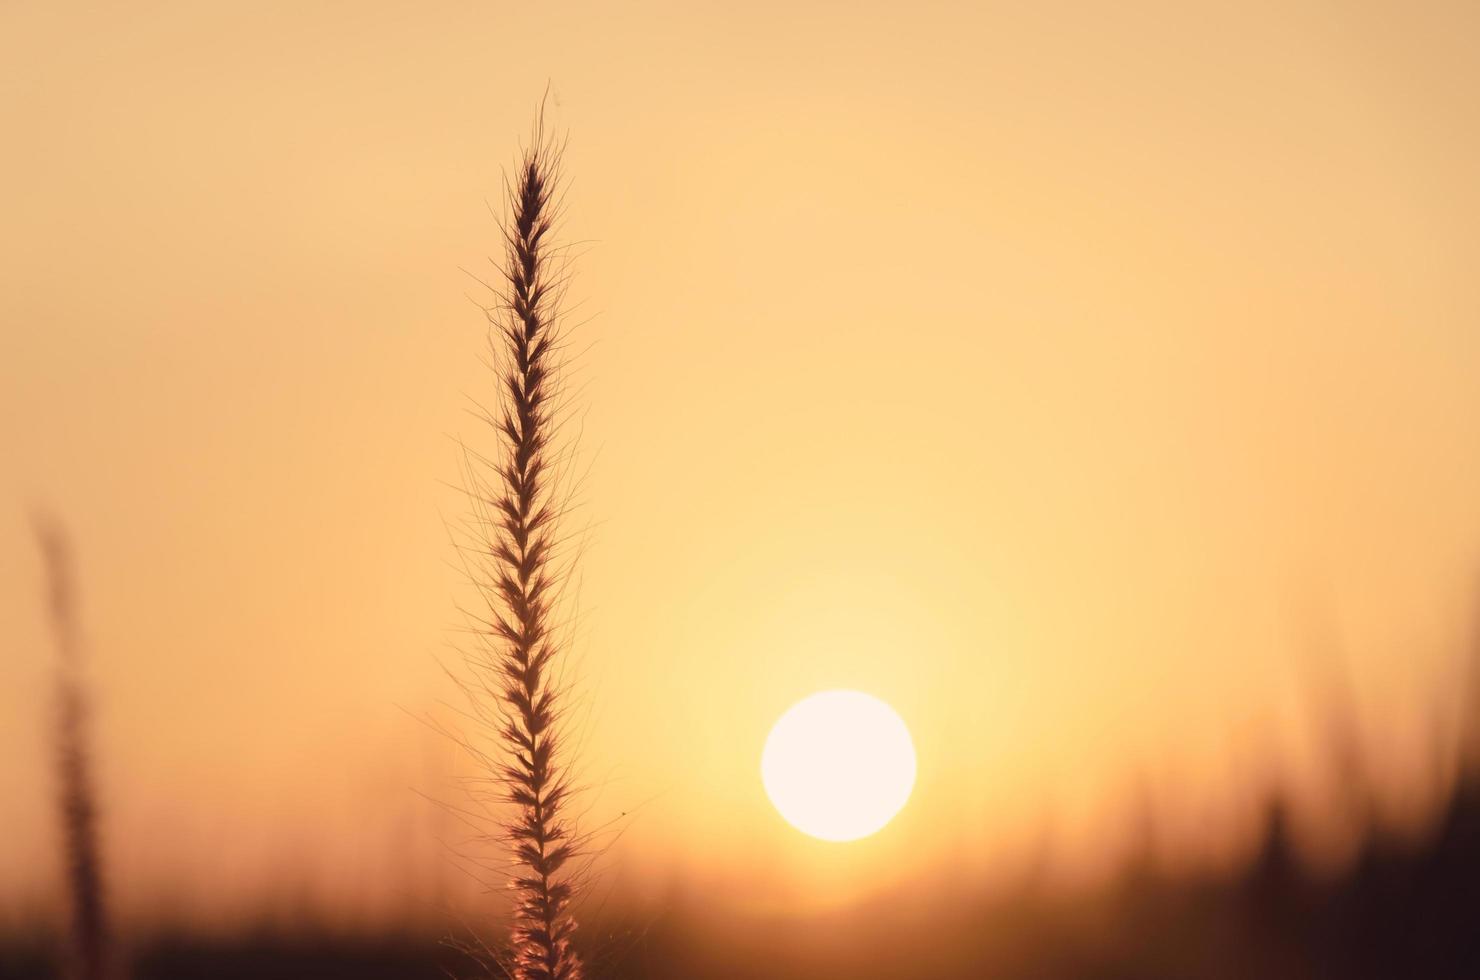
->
<box><xmin>761</xmin><ymin>689</ymin><xmax>917</xmax><ymax>842</ymax></box>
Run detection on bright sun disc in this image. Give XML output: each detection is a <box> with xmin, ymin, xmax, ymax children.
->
<box><xmin>761</xmin><ymin>689</ymin><xmax>916</xmax><ymax>842</ymax></box>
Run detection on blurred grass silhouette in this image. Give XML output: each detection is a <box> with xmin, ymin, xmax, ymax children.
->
<box><xmin>33</xmin><ymin>517</ymin><xmax>117</xmax><ymax>980</ymax></box>
<box><xmin>6</xmin><ymin>600</ymin><xmax>1480</xmax><ymax>978</ymax></box>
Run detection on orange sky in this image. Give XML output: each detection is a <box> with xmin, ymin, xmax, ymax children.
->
<box><xmin>3</xmin><ymin>0</ymin><xmax>1480</xmax><ymax>933</ymax></box>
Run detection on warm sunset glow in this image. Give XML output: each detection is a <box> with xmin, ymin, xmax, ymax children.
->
<box><xmin>3</xmin><ymin>7</ymin><xmax>1480</xmax><ymax>971</ymax></box>
<box><xmin>762</xmin><ymin>690</ymin><xmax>916</xmax><ymax>842</ymax></box>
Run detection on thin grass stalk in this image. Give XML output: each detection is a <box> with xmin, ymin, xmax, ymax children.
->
<box><xmin>463</xmin><ymin>123</ymin><xmax>584</xmax><ymax>980</ymax></box>
<box><xmin>36</xmin><ymin>518</ymin><xmax>114</xmax><ymax>980</ymax></box>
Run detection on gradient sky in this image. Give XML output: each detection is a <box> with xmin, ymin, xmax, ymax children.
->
<box><xmin>3</xmin><ymin>0</ymin><xmax>1480</xmax><ymax>932</ymax></box>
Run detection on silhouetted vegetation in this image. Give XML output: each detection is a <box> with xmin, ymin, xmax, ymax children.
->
<box><xmin>448</xmin><ymin>111</ymin><xmax>587</xmax><ymax>980</ymax></box>
<box><xmin>7</xmin><ymin>676</ymin><xmax>1480</xmax><ymax>979</ymax></box>
<box><xmin>34</xmin><ymin>518</ymin><xmax>116</xmax><ymax>980</ymax></box>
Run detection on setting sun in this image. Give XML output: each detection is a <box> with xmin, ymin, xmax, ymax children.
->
<box><xmin>5</xmin><ymin>1</ymin><xmax>1480</xmax><ymax>975</ymax></box>
<box><xmin>761</xmin><ymin>690</ymin><xmax>917</xmax><ymax>842</ymax></box>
